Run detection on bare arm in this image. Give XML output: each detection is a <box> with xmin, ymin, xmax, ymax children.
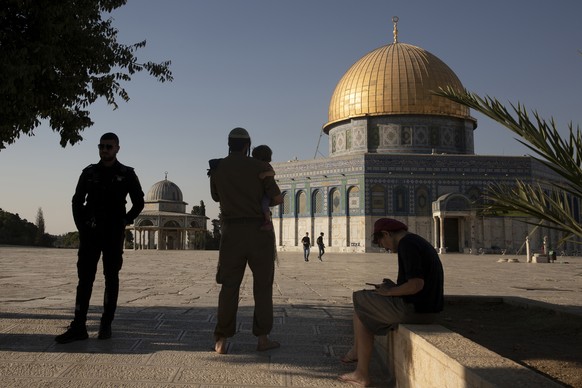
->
<box><xmin>259</xmin><ymin>170</ymin><xmax>276</xmax><ymax>179</ymax></box>
<box><xmin>375</xmin><ymin>278</ymin><xmax>424</xmax><ymax>296</ymax></box>
<box><xmin>270</xmin><ymin>193</ymin><xmax>283</xmax><ymax>206</ymax></box>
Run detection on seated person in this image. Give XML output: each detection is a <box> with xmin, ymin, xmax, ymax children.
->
<box><xmin>339</xmin><ymin>218</ymin><xmax>444</xmax><ymax>387</ymax></box>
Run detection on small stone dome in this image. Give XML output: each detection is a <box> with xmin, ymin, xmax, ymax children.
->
<box><xmin>146</xmin><ymin>178</ymin><xmax>183</xmax><ymax>202</ymax></box>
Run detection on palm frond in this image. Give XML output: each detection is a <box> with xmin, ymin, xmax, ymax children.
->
<box><xmin>485</xmin><ymin>181</ymin><xmax>582</xmax><ymax>244</ymax></box>
<box><xmin>436</xmin><ymin>87</ymin><xmax>582</xmax><ymax>198</ymax></box>
<box><xmin>435</xmin><ymin>87</ymin><xmax>582</xmax><ymax>243</ymax></box>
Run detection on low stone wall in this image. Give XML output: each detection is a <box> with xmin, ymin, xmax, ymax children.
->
<box><xmin>374</xmin><ymin>323</ymin><xmax>561</xmax><ymax>388</ymax></box>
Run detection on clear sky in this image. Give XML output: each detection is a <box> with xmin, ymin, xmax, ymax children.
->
<box><xmin>2</xmin><ymin>0</ymin><xmax>581</xmax><ymax>235</ymax></box>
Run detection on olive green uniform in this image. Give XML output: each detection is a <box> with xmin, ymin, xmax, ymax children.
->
<box><xmin>210</xmin><ymin>153</ymin><xmax>281</xmax><ymax>339</ymax></box>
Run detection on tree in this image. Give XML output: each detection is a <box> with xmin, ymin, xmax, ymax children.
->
<box><xmin>0</xmin><ymin>0</ymin><xmax>173</xmax><ymax>150</ymax></box>
<box><xmin>205</xmin><ymin>215</ymin><xmax>222</xmax><ymax>250</ymax></box>
<box><xmin>436</xmin><ymin>87</ymin><xmax>582</xmax><ymax>244</ymax></box>
<box><xmin>124</xmin><ymin>229</ymin><xmax>134</xmax><ymax>249</ymax></box>
<box><xmin>34</xmin><ymin>207</ymin><xmax>45</xmax><ymax>245</ymax></box>
<box><xmin>54</xmin><ymin>231</ymin><xmax>80</xmax><ymax>249</ymax></box>
<box><xmin>0</xmin><ymin>208</ymin><xmax>36</xmax><ymax>245</ymax></box>
<box><xmin>191</xmin><ymin>200</ymin><xmax>206</xmax><ymax>216</ymax></box>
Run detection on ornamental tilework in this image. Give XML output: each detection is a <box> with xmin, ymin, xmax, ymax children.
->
<box><xmin>414</xmin><ymin>126</ymin><xmax>429</xmax><ymax>145</ymax></box>
<box><xmin>381</xmin><ymin>124</ymin><xmax>400</xmax><ymax>146</ymax></box>
<box><xmin>353</xmin><ymin>126</ymin><xmax>366</xmax><ymax>148</ymax></box>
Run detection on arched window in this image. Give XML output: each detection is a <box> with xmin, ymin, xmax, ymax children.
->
<box><xmin>312</xmin><ymin>190</ymin><xmax>323</xmax><ymax>215</ymax></box>
<box><xmin>415</xmin><ymin>186</ymin><xmax>430</xmax><ymax>215</ymax></box>
<box><xmin>164</xmin><ymin>220</ymin><xmax>180</xmax><ymax>228</ymax></box>
<box><xmin>330</xmin><ymin>188</ymin><xmax>341</xmax><ymax>215</ymax></box>
<box><xmin>466</xmin><ymin>186</ymin><xmax>481</xmax><ymax>204</ymax></box>
<box><xmin>138</xmin><ymin>219</ymin><xmax>154</xmax><ymax>227</ymax></box>
<box><xmin>281</xmin><ymin>192</ymin><xmax>291</xmax><ymax>216</ymax></box>
<box><xmin>348</xmin><ymin>186</ymin><xmax>360</xmax><ymax>215</ymax></box>
<box><xmin>296</xmin><ymin>190</ymin><xmax>307</xmax><ymax>215</ymax></box>
<box><xmin>393</xmin><ymin>186</ymin><xmax>408</xmax><ymax>214</ymax></box>
<box><xmin>371</xmin><ymin>184</ymin><xmax>385</xmax><ymax>214</ymax></box>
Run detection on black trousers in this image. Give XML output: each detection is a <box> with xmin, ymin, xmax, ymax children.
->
<box><xmin>73</xmin><ymin>224</ymin><xmax>125</xmax><ymax>326</ymax></box>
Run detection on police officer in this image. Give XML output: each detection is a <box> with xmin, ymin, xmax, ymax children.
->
<box><xmin>209</xmin><ymin>127</ymin><xmax>283</xmax><ymax>354</ymax></box>
<box><xmin>55</xmin><ymin>132</ymin><xmax>144</xmax><ymax>344</ymax></box>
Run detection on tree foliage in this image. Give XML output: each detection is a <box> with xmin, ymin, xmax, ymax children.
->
<box><xmin>191</xmin><ymin>200</ymin><xmax>206</xmax><ymax>216</ymax></box>
<box><xmin>34</xmin><ymin>206</ymin><xmax>46</xmax><ymax>245</ymax></box>
<box><xmin>436</xmin><ymin>87</ymin><xmax>582</xmax><ymax>244</ymax></box>
<box><xmin>0</xmin><ymin>0</ymin><xmax>173</xmax><ymax>150</ymax></box>
<box><xmin>0</xmin><ymin>208</ymin><xmax>38</xmax><ymax>245</ymax></box>
<box><xmin>54</xmin><ymin>231</ymin><xmax>80</xmax><ymax>249</ymax></box>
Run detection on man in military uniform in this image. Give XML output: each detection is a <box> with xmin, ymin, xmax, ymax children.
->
<box><xmin>55</xmin><ymin>132</ymin><xmax>144</xmax><ymax>344</ymax></box>
<box><xmin>209</xmin><ymin>127</ymin><xmax>283</xmax><ymax>354</ymax></box>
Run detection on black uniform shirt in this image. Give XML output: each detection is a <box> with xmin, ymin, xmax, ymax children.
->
<box><xmin>72</xmin><ymin>160</ymin><xmax>144</xmax><ymax>230</ymax></box>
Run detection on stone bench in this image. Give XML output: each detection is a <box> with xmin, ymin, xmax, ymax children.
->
<box><xmin>372</xmin><ymin>296</ymin><xmax>568</xmax><ymax>388</ymax></box>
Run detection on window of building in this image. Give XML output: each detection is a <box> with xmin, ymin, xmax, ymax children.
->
<box><xmin>394</xmin><ymin>186</ymin><xmax>408</xmax><ymax>213</ymax></box>
<box><xmin>415</xmin><ymin>186</ymin><xmax>430</xmax><ymax>215</ymax></box>
<box><xmin>330</xmin><ymin>188</ymin><xmax>341</xmax><ymax>215</ymax></box>
<box><xmin>348</xmin><ymin>186</ymin><xmax>360</xmax><ymax>215</ymax></box>
<box><xmin>282</xmin><ymin>192</ymin><xmax>291</xmax><ymax>215</ymax></box>
<box><xmin>371</xmin><ymin>184</ymin><xmax>385</xmax><ymax>213</ymax></box>
<box><xmin>312</xmin><ymin>190</ymin><xmax>323</xmax><ymax>215</ymax></box>
<box><xmin>296</xmin><ymin>190</ymin><xmax>307</xmax><ymax>215</ymax></box>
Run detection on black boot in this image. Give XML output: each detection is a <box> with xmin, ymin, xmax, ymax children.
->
<box><xmin>55</xmin><ymin>322</ymin><xmax>88</xmax><ymax>344</ymax></box>
<box><xmin>98</xmin><ymin>321</ymin><xmax>112</xmax><ymax>340</ymax></box>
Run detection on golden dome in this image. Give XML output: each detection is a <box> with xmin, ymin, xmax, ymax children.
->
<box><xmin>323</xmin><ymin>42</ymin><xmax>470</xmax><ymax>133</ymax></box>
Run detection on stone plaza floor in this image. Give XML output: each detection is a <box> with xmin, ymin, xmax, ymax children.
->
<box><xmin>1</xmin><ymin>246</ymin><xmax>581</xmax><ymax>387</ymax></box>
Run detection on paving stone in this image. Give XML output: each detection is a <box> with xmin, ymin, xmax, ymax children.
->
<box><xmin>0</xmin><ymin>247</ymin><xmax>580</xmax><ymax>387</ymax></box>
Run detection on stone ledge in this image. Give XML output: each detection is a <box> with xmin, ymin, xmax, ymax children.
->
<box><xmin>374</xmin><ymin>309</ymin><xmax>563</xmax><ymax>387</ymax></box>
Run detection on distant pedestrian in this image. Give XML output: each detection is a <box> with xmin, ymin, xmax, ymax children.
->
<box><xmin>301</xmin><ymin>232</ymin><xmax>311</xmax><ymax>261</ymax></box>
<box><xmin>55</xmin><ymin>132</ymin><xmax>145</xmax><ymax>344</ymax></box>
<box><xmin>317</xmin><ymin>232</ymin><xmax>325</xmax><ymax>260</ymax></box>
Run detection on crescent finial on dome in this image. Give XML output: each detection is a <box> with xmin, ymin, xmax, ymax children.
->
<box><xmin>392</xmin><ymin>16</ymin><xmax>399</xmax><ymax>44</ymax></box>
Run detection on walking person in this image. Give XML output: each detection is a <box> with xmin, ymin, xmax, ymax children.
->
<box><xmin>339</xmin><ymin>218</ymin><xmax>444</xmax><ymax>387</ymax></box>
<box><xmin>55</xmin><ymin>132</ymin><xmax>144</xmax><ymax>344</ymax></box>
<box><xmin>301</xmin><ymin>232</ymin><xmax>311</xmax><ymax>261</ymax></box>
<box><xmin>316</xmin><ymin>232</ymin><xmax>325</xmax><ymax>261</ymax></box>
<box><xmin>209</xmin><ymin>127</ymin><xmax>283</xmax><ymax>354</ymax></box>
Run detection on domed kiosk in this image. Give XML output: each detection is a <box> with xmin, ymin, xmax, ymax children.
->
<box><xmin>131</xmin><ymin>174</ymin><xmax>207</xmax><ymax>250</ymax></box>
<box><xmin>269</xmin><ymin>18</ymin><xmax>575</xmax><ymax>254</ymax></box>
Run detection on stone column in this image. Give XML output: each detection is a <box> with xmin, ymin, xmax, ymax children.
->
<box><xmin>433</xmin><ymin>216</ymin><xmax>439</xmax><ymax>249</ymax></box>
<box><xmin>439</xmin><ymin>216</ymin><xmax>446</xmax><ymax>253</ymax></box>
<box><xmin>459</xmin><ymin>217</ymin><xmax>465</xmax><ymax>253</ymax></box>
<box><xmin>470</xmin><ymin>216</ymin><xmax>477</xmax><ymax>254</ymax></box>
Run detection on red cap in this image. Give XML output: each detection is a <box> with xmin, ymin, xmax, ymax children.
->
<box><xmin>372</xmin><ymin>218</ymin><xmax>408</xmax><ymax>244</ymax></box>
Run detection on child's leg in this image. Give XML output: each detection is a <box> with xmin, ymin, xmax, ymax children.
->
<box><xmin>260</xmin><ymin>195</ymin><xmax>273</xmax><ymax>231</ymax></box>
<box><xmin>261</xmin><ymin>196</ymin><xmax>271</xmax><ymax>222</ymax></box>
